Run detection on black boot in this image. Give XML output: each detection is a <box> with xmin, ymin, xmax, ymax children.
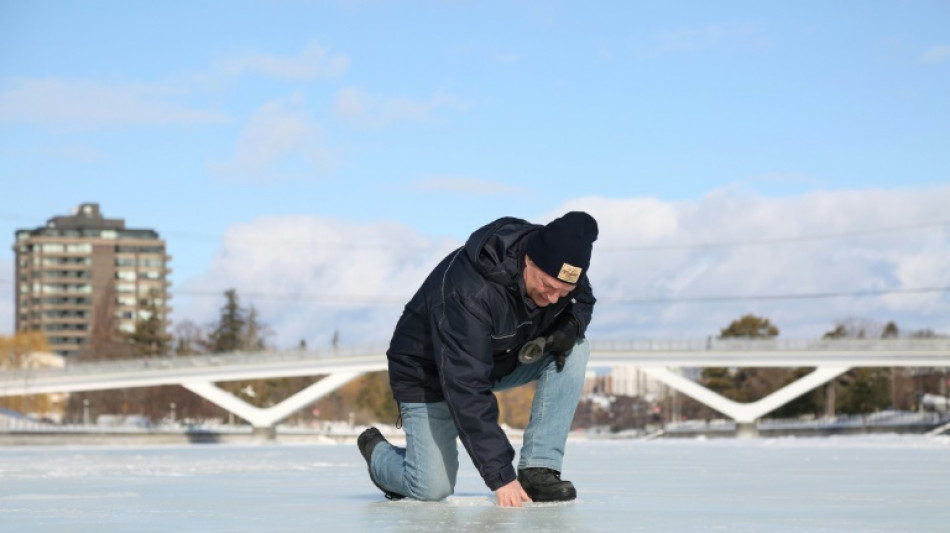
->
<box><xmin>518</xmin><ymin>468</ymin><xmax>577</xmax><ymax>502</ymax></box>
<box><xmin>357</xmin><ymin>427</ymin><xmax>406</xmax><ymax>500</ymax></box>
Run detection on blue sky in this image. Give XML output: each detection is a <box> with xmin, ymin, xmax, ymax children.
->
<box><xmin>1</xmin><ymin>1</ymin><xmax>948</xmax><ymax>348</ymax></box>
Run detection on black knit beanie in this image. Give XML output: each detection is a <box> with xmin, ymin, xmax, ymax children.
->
<box><xmin>525</xmin><ymin>211</ymin><xmax>599</xmax><ymax>284</ymax></box>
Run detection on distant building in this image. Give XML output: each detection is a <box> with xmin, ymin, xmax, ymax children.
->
<box><xmin>12</xmin><ymin>203</ymin><xmax>171</xmax><ymax>358</ymax></box>
<box><xmin>583</xmin><ymin>366</ymin><xmax>664</xmax><ymax>400</ymax></box>
<box><xmin>609</xmin><ymin>365</ymin><xmax>663</xmax><ymax>399</ymax></box>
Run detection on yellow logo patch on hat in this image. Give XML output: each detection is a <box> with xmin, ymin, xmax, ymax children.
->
<box><xmin>557</xmin><ymin>263</ymin><xmax>582</xmax><ymax>284</ymax></box>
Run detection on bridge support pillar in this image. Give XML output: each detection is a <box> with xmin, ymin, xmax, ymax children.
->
<box><xmin>182</xmin><ymin>372</ymin><xmax>363</xmax><ymax>437</ymax></box>
<box><xmin>736</xmin><ymin>422</ymin><xmax>758</xmax><ymax>439</ymax></box>
<box><xmin>641</xmin><ymin>365</ymin><xmax>851</xmax><ymax>438</ymax></box>
<box><xmin>252</xmin><ymin>426</ymin><xmax>277</xmax><ymax>440</ymax></box>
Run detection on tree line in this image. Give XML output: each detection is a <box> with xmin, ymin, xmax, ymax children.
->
<box><xmin>692</xmin><ymin>314</ymin><xmax>947</xmax><ymax>421</ymax></box>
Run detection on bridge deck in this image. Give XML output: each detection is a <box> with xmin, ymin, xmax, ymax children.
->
<box><xmin>2</xmin><ymin>339</ymin><xmax>948</xmax><ymax>430</ymax></box>
<box><xmin>2</xmin><ymin>339</ymin><xmax>947</xmax><ymax>398</ymax></box>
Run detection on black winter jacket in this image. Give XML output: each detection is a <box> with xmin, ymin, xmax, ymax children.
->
<box><xmin>386</xmin><ymin>217</ymin><xmax>596</xmax><ymax>491</ymax></box>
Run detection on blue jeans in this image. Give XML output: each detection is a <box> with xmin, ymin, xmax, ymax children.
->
<box><xmin>369</xmin><ymin>338</ymin><xmax>590</xmax><ymax>501</ymax></box>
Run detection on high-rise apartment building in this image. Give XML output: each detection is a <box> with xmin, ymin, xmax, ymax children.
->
<box><xmin>13</xmin><ymin>203</ymin><xmax>171</xmax><ymax>358</ymax></box>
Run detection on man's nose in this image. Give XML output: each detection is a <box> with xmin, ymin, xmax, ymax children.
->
<box><xmin>547</xmin><ymin>291</ymin><xmax>559</xmax><ymax>304</ymax></box>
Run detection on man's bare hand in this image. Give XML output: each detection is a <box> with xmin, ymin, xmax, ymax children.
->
<box><xmin>494</xmin><ymin>479</ymin><xmax>532</xmax><ymax>507</ymax></box>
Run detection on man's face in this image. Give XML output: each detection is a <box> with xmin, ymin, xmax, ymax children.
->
<box><xmin>524</xmin><ymin>255</ymin><xmax>575</xmax><ymax>307</ymax></box>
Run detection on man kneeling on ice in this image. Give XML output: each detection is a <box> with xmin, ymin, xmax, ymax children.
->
<box><xmin>358</xmin><ymin>211</ymin><xmax>598</xmax><ymax>507</ymax></box>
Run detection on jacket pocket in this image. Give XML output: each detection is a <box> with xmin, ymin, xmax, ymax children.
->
<box><xmin>490</xmin><ymin>321</ymin><xmax>532</xmax><ymax>356</ymax></box>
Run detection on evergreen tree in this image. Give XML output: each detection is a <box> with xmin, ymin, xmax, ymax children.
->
<box><xmin>882</xmin><ymin>321</ymin><xmax>899</xmax><ymax>339</ymax></box>
<box><xmin>836</xmin><ymin>368</ymin><xmax>890</xmax><ymax>414</ymax></box>
<box><xmin>771</xmin><ymin>367</ymin><xmax>824</xmax><ymax>418</ymax></box>
<box><xmin>719</xmin><ymin>314</ymin><xmax>779</xmax><ymax>338</ymax></box>
<box><xmin>129</xmin><ymin>289</ymin><xmax>171</xmax><ymax>356</ymax></box>
<box><xmin>702</xmin><ymin>314</ymin><xmax>785</xmax><ymax>405</ymax></box>
<box><xmin>201</xmin><ymin>290</ymin><xmax>315</xmax><ymax>412</ymax></box>
<box><xmin>823</xmin><ymin>320</ymin><xmax>894</xmax><ymax>414</ymax></box>
<box><xmin>208</xmin><ymin>289</ymin><xmax>246</xmax><ymax>353</ymax></box>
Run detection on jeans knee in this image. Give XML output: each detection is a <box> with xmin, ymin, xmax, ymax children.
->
<box><xmin>407</xmin><ymin>478</ymin><xmax>454</xmax><ymax>501</ymax></box>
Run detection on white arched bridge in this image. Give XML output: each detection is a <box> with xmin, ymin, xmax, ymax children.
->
<box><xmin>2</xmin><ymin>338</ymin><xmax>948</xmax><ymax>437</ymax></box>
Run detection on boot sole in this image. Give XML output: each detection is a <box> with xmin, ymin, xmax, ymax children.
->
<box><xmin>528</xmin><ymin>486</ymin><xmax>577</xmax><ymax>502</ymax></box>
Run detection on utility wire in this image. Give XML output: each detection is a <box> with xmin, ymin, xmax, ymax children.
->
<box><xmin>604</xmin><ymin>286</ymin><xmax>950</xmax><ymax>305</ymax></box>
<box><xmin>2</xmin><ymin>279</ymin><xmax>947</xmax><ymax>305</ymax></box>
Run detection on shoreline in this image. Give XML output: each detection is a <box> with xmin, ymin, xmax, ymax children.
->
<box><xmin>1</xmin><ymin>422</ymin><xmax>944</xmax><ymax>446</ymax></box>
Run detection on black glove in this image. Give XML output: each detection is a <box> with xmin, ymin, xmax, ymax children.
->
<box><xmin>545</xmin><ymin>314</ymin><xmax>579</xmax><ymax>371</ymax></box>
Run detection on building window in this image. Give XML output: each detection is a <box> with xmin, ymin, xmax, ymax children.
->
<box><xmin>42</xmin><ymin>256</ymin><xmax>91</xmax><ymax>266</ymax></box>
<box><xmin>138</xmin><ymin>284</ymin><xmax>159</xmax><ymax>295</ymax></box>
<box><xmin>41</xmin><ymin>283</ymin><xmax>92</xmax><ymax>294</ymax></box>
<box><xmin>65</xmin><ymin>243</ymin><xmax>92</xmax><ymax>253</ymax></box>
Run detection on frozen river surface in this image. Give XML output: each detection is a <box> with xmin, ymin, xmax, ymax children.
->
<box><xmin>1</xmin><ymin>435</ymin><xmax>948</xmax><ymax>532</ymax></box>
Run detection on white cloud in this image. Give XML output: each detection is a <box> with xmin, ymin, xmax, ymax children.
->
<box><xmin>175</xmin><ymin>186</ymin><xmax>950</xmax><ymax>348</ymax></box>
<box><xmin>921</xmin><ymin>45</ymin><xmax>950</xmax><ymax>64</ymax></box>
<box><xmin>333</xmin><ymin>87</ymin><xmax>470</xmax><ymax>128</ymax></box>
<box><xmin>565</xmin><ymin>187</ymin><xmax>950</xmax><ymax>338</ymax></box>
<box><xmin>217</xmin><ymin>42</ymin><xmax>349</xmax><ymax>80</ymax></box>
<box><xmin>412</xmin><ymin>175</ymin><xmax>527</xmax><ymax>196</ymax></box>
<box><xmin>176</xmin><ymin>215</ymin><xmax>460</xmax><ymax>349</ymax></box>
<box><xmin>210</xmin><ymin>94</ymin><xmax>335</xmax><ymax>181</ymax></box>
<box><xmin>0</xmin><ymin>78</ymin><xmax>228</xmax><ymax>128</ymax></box>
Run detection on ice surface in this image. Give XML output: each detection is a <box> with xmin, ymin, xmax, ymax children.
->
<box><xmin>1</xmin><ymin>435</ymin><xmax>948</xmax><ymax>532</ymax></box>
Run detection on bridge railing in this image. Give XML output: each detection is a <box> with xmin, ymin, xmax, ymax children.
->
<box><xmin>590</xmin><ymin>338</ymin><xmax>950</xmax><ymax>352</ymax></box>
<box><xmin>2</xmin><ymin>338</ymin><xmax>947</xmax><ymax>382</ymax></box>
<box><xmin>0</xmin><ymin>345</ymin><xmax>390</xmax><ymax>381</ymax></box>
